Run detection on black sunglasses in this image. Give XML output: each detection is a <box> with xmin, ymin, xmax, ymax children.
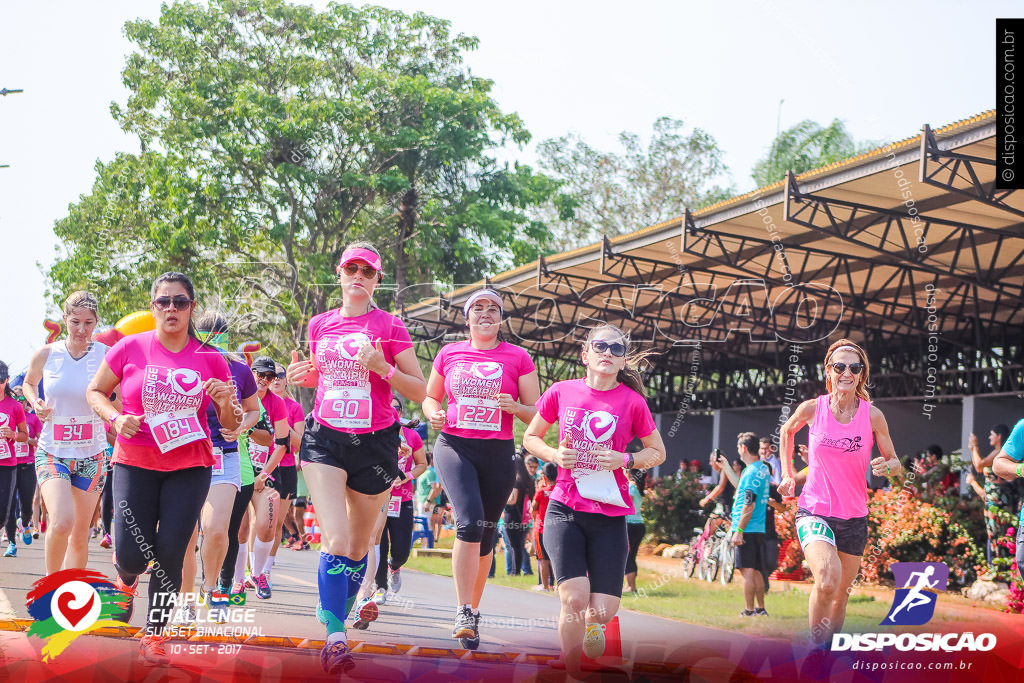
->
<box><xmin>829</xmin><ymin>362</ymin><xmax>864</xmax><ymax>375</ymax></box>
<box><xmin>254</xmin><ymin>371</ymin><xmax>277</xmax><ymax>380</ymax></box>
<box><xmin>342</xmin><ymin>263</ymin><xmax>378</xmax><ymax>278</ymax></box>
<box><xmin>151</xmin><ymin>296</ymin><xmax>194</xmax><ymax>311</ymax></box>
<box><xmin>590</xmin><ymin>340</ymin><xmax>627</xmax><ymax>357</ymax></box>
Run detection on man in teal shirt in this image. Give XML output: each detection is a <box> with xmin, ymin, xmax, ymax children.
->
<box><xmin>992</xmin><ymin>418</ymin><xmax>1024</xmax><ymax>579</ymax></box>
<box><xmin>730</xmin><ymin>432</ymin><xmax>772</xmax><ymax>617</ymax></box>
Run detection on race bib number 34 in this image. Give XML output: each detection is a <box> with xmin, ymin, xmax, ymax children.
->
<box><xmin>53</xmin><ymin>415</ymin><xmax>96</xmax><ymax>448</ymax></box>
<box><xmin>319</xmin><ymin>387</ymin><xmax>371</xmax><ymax>429</ymax></box>
<box><xmin>149</xmin><ymin>410</ymin><xmax>204</xmax><ymax>454</ymax></box>
<box><xmin>455</xmin><ymin>397</ymin><xmax>500</xmax><ymax>432</ymax></box>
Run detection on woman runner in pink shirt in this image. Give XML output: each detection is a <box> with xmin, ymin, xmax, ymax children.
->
<box><xmin>523</xmin><ymin>323</ymin><xmax>665</xmax><ymax>676</ymax></box>
<box><xmin>286</xmin><ymin>242</ymin><xmax>426</xmax><ymax>675</ymax></box>
<box><xmin>87</xmin><ymin>272</ymin><xmax>240</xmax><ymax>665</ymax></box>
<box><xmin>778</xmin><ymin>339</ymin><xmax>903</xmax><ymax>646</ymax></box>
<box><xmin>422</xmin><ymin>288</ymin><xmax>540</xmax><ymax>648</ymax></box>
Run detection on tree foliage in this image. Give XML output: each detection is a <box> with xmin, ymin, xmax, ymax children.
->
<box><xmin>49</xmin><ymin>0</ymin><xmax>563</xmax><ymax>354</ymax></box>
<box><xmin>750</xmin><ymin>118</ymin><xmax>876</xmax><ymax>187</ymax></box>
<box><xmin>536</xmin><ymin>117</ymin><xmax>731</xmax><ymax>250</ymax></box>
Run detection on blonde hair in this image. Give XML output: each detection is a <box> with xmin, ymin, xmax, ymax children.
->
<box><xmin>62</xmin><ymin>291</ymin><xmax>99</xmax><ymax>320</ymax></box>
<box><xmin>823</xmin><ymin>338</ymin><xmax>870</xmax><ymax>401</ymax></box>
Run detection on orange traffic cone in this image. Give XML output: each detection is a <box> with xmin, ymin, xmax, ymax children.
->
<box><xmin>581</xmin><ymin>615</ymin><xmax>622</xmax><ymax>667</ymax></box>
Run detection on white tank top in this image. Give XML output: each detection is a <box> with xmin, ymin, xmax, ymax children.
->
<box><xmin>37</xmin><ymin>341</ymin><xmax>109</xmax><ymax>459</ymax></box>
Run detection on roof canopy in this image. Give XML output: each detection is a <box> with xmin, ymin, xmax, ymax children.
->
<box><xmin>404</xmin><ymin>112</ymin><xmax>1024</xmax><ymax>411</ymax></box>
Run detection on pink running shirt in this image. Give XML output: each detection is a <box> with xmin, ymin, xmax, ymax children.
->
<box><xmin>799</xmin><ymin>394</ymin><xmax>875</xmax><ymax>519</ymax></box>
<box><xmin>433</xmin><ymin>341</ymin><xmax>536</xmax><ymax>440</ymax></box>
<box><xmin>308</xmin><ymin>308</ymin><xmax>413</xmax><ymax>434</ymax></box>
<box><xmin>15</xmin><ymin>413</ymin><xmax>43</xmax><ymax>464</ymax></box>
<box><xmin>0</xmin><ymin>398</ymin><xmax>27</xmax><ymax>465</ymax></box>
<box><xmin>279</xmin><ymin>395</ymin><xmax>304</xmax><ymax>467</ymax></box>
<box><xmin>535</xmin><ymin>379</ymin><xmax>656</xmax><ymax>517</ymax></box>
<box><xmin>393</xmin><ymin>426</ymin><xmax>424</xmax><ymax>501</ymax></box>
<box><xmin>106</xmin><ymin>332</ymin><xmax>230</xmax><ymax>471</ymax></box>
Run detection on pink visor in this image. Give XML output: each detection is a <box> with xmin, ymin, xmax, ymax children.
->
<box><xmin>339</xmin><ymin>247</ymin><xmax>382</xmax><ymax>272</ymax></box>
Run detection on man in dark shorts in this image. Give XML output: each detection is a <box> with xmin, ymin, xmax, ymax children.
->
<box><xmin>730</xmin><ymin>432</ymin><xmax>772</xmax><ymax>617</ymax></box>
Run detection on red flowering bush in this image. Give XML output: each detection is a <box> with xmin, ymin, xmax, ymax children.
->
<box><xmin>860</xmin><ymin>487</ymin><xmax>985</xmax><ymax>586</ymax></box>
<box><xmin>775</xmin><ymin>498</ymin><xmax>803</xmax><ymax>573</ymax></box>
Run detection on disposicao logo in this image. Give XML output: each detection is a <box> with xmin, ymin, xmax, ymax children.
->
<box><xmin>883</xmin><ymin>561</ymin><xmax>947</xmax><ymax>626</ymax></box>
<box><xmin>832</xmin><ymin>562</ymin><xmax>997</xmax><ymax>653</ymax></box>
<box><xmin>26</xmin><ymin>569</ymin><xmax>129</xmax><ymax>661</ymax></box>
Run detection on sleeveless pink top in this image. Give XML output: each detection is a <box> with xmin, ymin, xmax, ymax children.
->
<box><xmin>798</xmin><ymin>394</ymin><xmax>874</xmax><ymax>519</ymax></box>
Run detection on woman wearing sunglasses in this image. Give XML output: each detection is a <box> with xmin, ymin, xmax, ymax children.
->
<box><xmin>86</xmin><ymin>272</ymin><xmax>240</xmax><ymax>665</ymax></box>
<box><xmin>22</xmin><ymin>292</ymin><xmax>109</xmax><ymax>573</ymax></box>
<box><xmin>422</xmin><ymin>288</ymin><xmax>540</xmax><ymax>648</ymax></box>
<box><xmin>0</xmin><ymin>361</ymin><xmax>29</xmax><ymax>557</ymax></box>
<box><xmin>286</xmin><ymin>242</ymin><xmax>425</xmax><ymax>675</ymax></box>
<box><xmin>523</xmin><ymin>323</ymin><xmax>665</xmax><ymax>676</ymax></box>
<box><xmin>777</xmin><ymin>338</ymin><xmax>902</xmax><ymax>646</ymax></box>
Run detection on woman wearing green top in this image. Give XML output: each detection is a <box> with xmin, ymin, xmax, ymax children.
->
<box><xmin>624</xmin><ymin>468</ymin><xmax>647</xmax><ymax>593</ymax></box>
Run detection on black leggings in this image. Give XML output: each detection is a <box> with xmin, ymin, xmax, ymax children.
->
<box><xmin>0</xmin><ymin>467</ymin><xmax>17</xmax><ymax>533</ymax></box>
<box><xmin>219</xmin><ymin>482</ymin><xmax>255</xmax><ymax>587</ymax></box>
<box><xmin>5</xmin><ymin>464</ymin><xmax>36</xmax><ymax>542</ymax></box>
<box><xmin>112</xmin><ymin>464</ymin><xmax>210</xmax><ymax>635</ymax></box>
<box><xmin>432</xmin><ymin>433</ymin><xmax>515</xmax><ymax>554</ymax></box>
<box><xmin>625</xmin><ymin>522</ymin><xmax>646</xmax><ymax>575</ymax></box>
<box><xmin>101</xmin><ymin>463</ymin><xmax>114</xmax><ymax>536</ymax></box>
<box><xmin>375</xmin><ymin>499</ymin><xmax>413</xmax><ymax>588</ymax></box>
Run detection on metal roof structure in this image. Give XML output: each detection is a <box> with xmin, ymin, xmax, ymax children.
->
<box><xmin>402</xmin><ymin>111</ymin><xmax>1024</xmax><ymax>412</ymax></box>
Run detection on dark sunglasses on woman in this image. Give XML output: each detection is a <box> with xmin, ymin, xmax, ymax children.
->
<box><xmin>151</xmin><ymin>296</ymin><xmax>193</xmax><ymax>311</ymax></box>
<box><xmin>590</xmin><ymin>340</ymin><xmax>627</xmax><ymax>357</ymax></box>
<box><xmin>829</xmin><ymin>362</ymin><xmax>864</xmax><ymax>375</ymax></box>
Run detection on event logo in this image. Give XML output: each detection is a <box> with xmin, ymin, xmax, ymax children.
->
<box><xmin>831</xmin><ymin>562</ymin><xmax>996</xmax><ymax>653</ymax></box>
<box><xmin>883</xmin><ymin>562</ymin><xmax>948</xmax><ymax>626</ymax></box>
<box><xmin>472</xmin><ymin>362</ymin><xmax>502</xmax><ymax>380</ymax></box>
<box><xmin>336</xmin><ymin>333</ymin><xmax>370</xmax><ymax>360</ymax></box>
<box><xmin>167</xmin><ymin>368</ymin><xmax>203</xmax><ymax>396</ymax></box>
<box><xmin>26</xmin><ymin>569</ymin><xmax>129</xmax><ymax>661</ymax></box>
<box><xmin>0</xmin><ymin>413</ymin><xmax>8</xmax><ymax>427</ymax></box>
<box><xmin>583</xmin><ymin>411</ymin><xmax>617</xmax><ymax>443</ymax></box>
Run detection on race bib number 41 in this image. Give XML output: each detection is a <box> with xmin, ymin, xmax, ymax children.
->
<box><xmin>319</xmin><ymin>387</ymin><xmax>371</xmax><ymax>429</ymax></box>
<box><xmin>455</xmin><ymin>397</ymin><xmax>500</xmax><ymax>432</ymax></box>
<box><xmin>53</xmin><ymin>415</ymin><xmax>96</xmax><ymax>448</ymax></box>
<box><xmin>149</xmin><ymin>410</ymin><xmax>204</xmax><ymax>454</ymax></box>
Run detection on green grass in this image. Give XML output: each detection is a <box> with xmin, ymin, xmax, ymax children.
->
<box><xmin>406</xmin><ymin>537</ymin><xmax>971</xmax><ymax>636</ymax></box>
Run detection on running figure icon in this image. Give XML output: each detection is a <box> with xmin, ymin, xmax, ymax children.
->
<box><xmin>887</xmin><ymin>565</ymin><xmax>938</xmax><ymax>622</ymax></box>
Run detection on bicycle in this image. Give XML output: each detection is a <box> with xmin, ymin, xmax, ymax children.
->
<box><xmin>701</xmin><ymin>517</ymin><xmax>731</xmax><ymax>583</ymax></box>
<box><xmin>718</xmin><ymin>526</ymin><xmax>736</xmax><ymax>585</ymax></box>
<box><xmin>681</xmin><ymin>511</ymin><xmax>724</xmax><ymax>580</ymax></box>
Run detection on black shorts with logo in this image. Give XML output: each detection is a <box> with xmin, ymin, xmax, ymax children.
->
<box><xmin>298</xmin><ymin>415</ymin><xmax>400</xmax><ymax>496</ymax></box>
<box><xmin>795</xmin><ymin>508</ymin><xmax>869</xmax><ymax>556</ymax></box>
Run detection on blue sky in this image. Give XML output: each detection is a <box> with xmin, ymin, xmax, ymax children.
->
<box><xmin>0</xmin><ymin>0</ymin><xmax>1005</xmax><ymax>370</ymax></box>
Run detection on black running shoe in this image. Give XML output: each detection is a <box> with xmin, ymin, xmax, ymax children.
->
<box><xmin>452</xmin><ymin>606</ymin><xmax>474</xmax><ymax>639</ymax></box>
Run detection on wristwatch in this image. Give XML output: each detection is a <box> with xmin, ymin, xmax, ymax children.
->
<box><xmin>625</xmin><ymin>452</ymin><xmax>635</xmax><ymax>470</ymax></box>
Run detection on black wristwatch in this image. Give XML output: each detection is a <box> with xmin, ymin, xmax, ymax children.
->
<box><xmin>625</xmin><ymin>452</ymin><xmax>635</xmax><ymax>470</ymax></box>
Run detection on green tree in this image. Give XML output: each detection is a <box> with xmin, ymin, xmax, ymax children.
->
<box><xmin>536</xmin><ymin>117</ymin><xmax>731</xmax><ymax>250</ymax></box>
<box><xmin>49</xmin><ymin>0</ymin><xmax>562</xmax><ymax>353</ymax></box>
<box><xmin>751</xmin><ymin>118</ymin><xmax>876</xmax><ymax>187</ymax></box>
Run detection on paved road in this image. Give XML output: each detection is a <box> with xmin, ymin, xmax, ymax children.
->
<box><xmin>0</xmin><ymin>535</ymin><xmax>755</xmax><ymax>674</ymax></box>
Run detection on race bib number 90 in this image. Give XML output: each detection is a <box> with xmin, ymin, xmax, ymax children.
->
<box><xmin>455</xmin><ymin>397</ymin><xmax>500</xmax><ymax>432</ymax></box>
<box><xmin>319</xmin><ymin>387</ymin><xmax>371</xmax><ymax>429</ymax></box>
<box><xmin>149</xmin><ymin>410</ymin><xmax>204</xmax><ymax>454</ymax></box>
<box><xmin>53</xmin><ymin>416</ymin><xmax>96</xmax><ymax>448</ymax></box>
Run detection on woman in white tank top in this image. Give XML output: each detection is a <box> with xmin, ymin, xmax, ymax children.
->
<box><xmin>22</xmin><ymin>291</ymin><xmax>111</xmax><ymax>574</ymax></box>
